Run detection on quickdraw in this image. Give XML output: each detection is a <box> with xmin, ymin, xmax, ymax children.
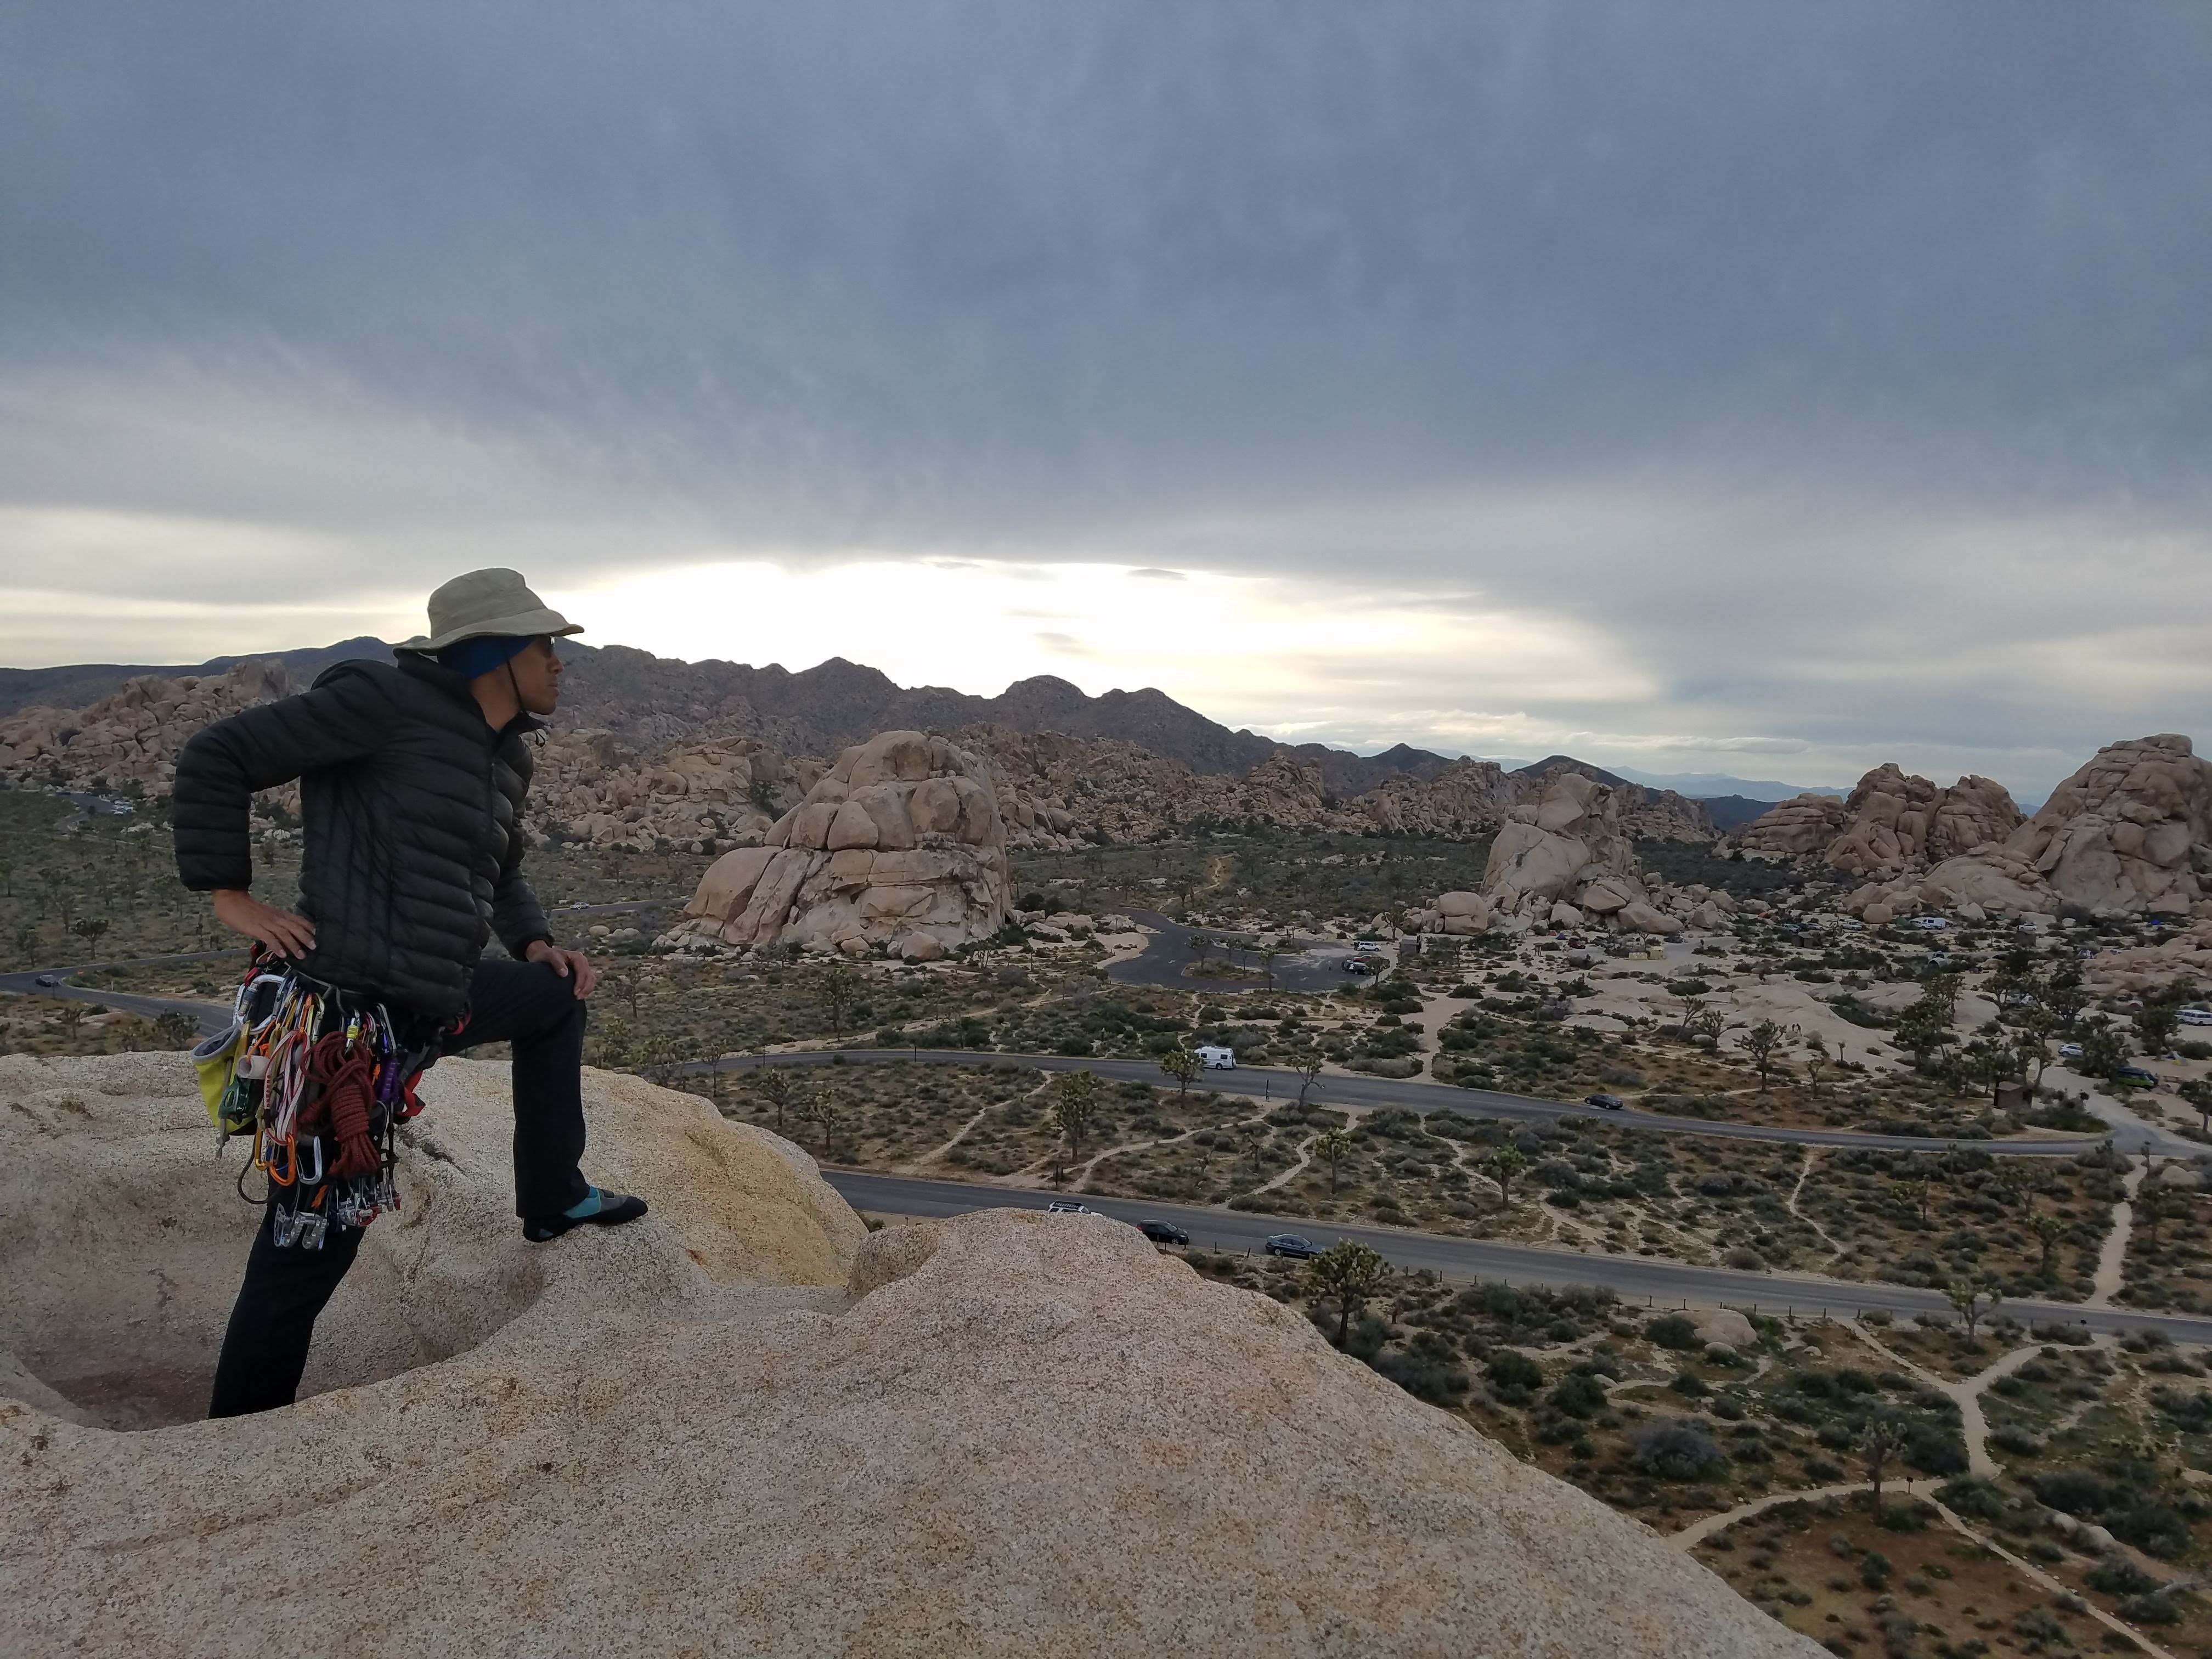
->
<box><xmin>213</xmin><ymin>950</ymin><xmax>442</xmax><ymax>1250</ymax></box>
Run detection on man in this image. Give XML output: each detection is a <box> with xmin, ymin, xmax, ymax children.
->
<box><xmin>175</xmin><ymin>568</ymin><xmax>647</xmax><ymax>1418</ymax></box>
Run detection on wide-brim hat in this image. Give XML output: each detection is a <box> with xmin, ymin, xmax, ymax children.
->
<box><xmin>396</xmin><ymin>568</ymin><xmax>583</xmax><ymax>653</ymax></box>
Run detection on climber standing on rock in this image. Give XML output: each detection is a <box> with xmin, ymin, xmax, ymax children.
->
<box><xmin>174</xmin><ymin>568</ymin><xmax>648</xmax><ymax>1419</ymax></box>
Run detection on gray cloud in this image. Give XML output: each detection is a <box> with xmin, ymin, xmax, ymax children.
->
<box><xmin>1</xmin><ymin>2</ymin><xmax>2207</xmax><ymax>794</ymax></box>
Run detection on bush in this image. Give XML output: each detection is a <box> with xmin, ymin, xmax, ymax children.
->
<box><xmin>1628</xmin><ymin>1418</ymin><xmax>1727</xmax><ymax>1480</ymax></box>
<box><xmin>1859</xmin><ymin>1549</ymin><xmax>1892</xmax><ymax>1589</ymax></box>
<box><xmin>2028</xmin><ymin>1468</ymin><xmax>2109</xmax><ymax>1517</ymax></box>
<box><xmin>2085</xmin><ymin>1558</ymin><xmax>2158</xmax><ymax>1598</ymax></box>
<box><xmin>1989</xmin><ymin>1424</ymin><xmax>2043</xmax><ymax>1457</ymax></box>
<box><xmin>1369</xmin><ymin>1347</ymin><xmax>1469</xmax><ymax>1405</ymax></box>
<box><xmin>1936</xmin><ymin>1476</ymin><xmax>2009</xmax><ymax>1522</ymax></box>
<box><xmin>1647</xmin><ymin>1314</ymin><xmax>1701</xmax><ymax>1351</ymax></box>
<box><xmin>2119</xmin><ymin>1590</ymin><xmax>2182</xmax><ymax>1626</ymax></box>
<box><xmin>1546</xmin><ymin>1372</ymin><xmax>1609</xmax><ymax>1419</ymax></box>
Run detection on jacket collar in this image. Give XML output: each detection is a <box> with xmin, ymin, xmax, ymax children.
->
<box><xmin>396</xmin><ymin>650</ymin><xmax>548</xmax><ymax>739</ymax></box>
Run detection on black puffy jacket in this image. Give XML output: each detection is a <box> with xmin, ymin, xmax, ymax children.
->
<box><xmin>172</xmin><ymin>653</ymin><xmax>552</xmax><ymax>1020</ymax></box>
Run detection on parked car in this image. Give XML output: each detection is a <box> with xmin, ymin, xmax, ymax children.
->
<box><xmin>1136</xmin><ymin>1220</ymin><xmax>1189</xmax><ymax>1246</ymax></box>
<box><xmin>1045</xmin><ymin>1199</ymin><xmax>1093</xmax><ymax>1215</ymax></box>
<box><xmin>2180</xmin><ymin>1007</ymin><xmax>2212</xmax><ymax>1027</ymax></box>
<box><xmin>1263</xmin><ymin>1233</ymin><xmax>1321</xmax><ymax>1259</ymax></box>
<box><xmin>2113</xmin><ymin>1065</ymin><xmax>2159</xmax><ymax>1087</ymax></box>
<box><xmin>1195</xmin><ymin>1045</ymin><xmax>1237</xmax><ymax>1069</ymax></box>
<box><xmin>1340</xmin><ymin>953</ymin><xmax>1386</xmax><ymax>975</ymax></box>
<box><xmin>1583</xmin><ymin>1092</ymin><xmax>1625</xmax><ymax>1111</ymax></box>
<box><xmin>1911</xmin><ymin>916</ymin><xmax>1951</xmax><ymax>930</ymax></box>
<box><xmin>32</xmin><ymin>973</ymin><xmax>60</xmax><ymax>988</ymax></box>
<box><xmin>2057</xmin><ymin>1042</ymin><xmax>2084</xmax><ymax>1060</ymax></box>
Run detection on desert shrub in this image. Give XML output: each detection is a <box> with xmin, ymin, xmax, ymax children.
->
<box><xmin>1989</xmin><ymin>1424</ymin><xmax>2043</xmax><ymax>1456</ymax></box>
<box><xmin>1370</xmin><ymin>1346</ymin><xmax>1469</xmax><ymax>1406</ymax></box>
<box><xmin>1936</xmin><ymin>1477</ymin><xmax>2008</xmax><ymax>1522</ymax></box>
<box><xmin>1545</xmin><ymin>1372</ymin><xmax>1609</xmax><ymax>1419</ymax></box>
<box><xmin>1485</xmin><ymin>1350</ymin><xmax>1543</xmax><ymax>1391</ymax></box>
<box><xmin>2085</xmin><ymin>1558</ymin><xmax>2158</xmax><ymax>1597</ymax></box>
<box><xmin>2028</xmin><ymin>1468</ymin><xmax>2108</xmax><ymax>1517</ymax></box>
<box><xmin>1859</xmin><ymin>1549</ymin><xmax>1891</xmax><ymax>1589</ymax></box>
<box><xmin>1628</xmin><ymin>1418</ymin><xmax>1726</xmax><ymax>1480</ymax></box>
<box><xmin>2152</xmin><ymin>1387</ymin><xmax>2212</xmax><ymax>1432</ymax></box>
<box><xmin>2119</xmin><ymin>1590</ymin><xmax>2182</xmax><ymax>1626</ymax></box>
<box><xmin>1668</xmin><ymin>1372</ymin><xmax>1710</xmax><ymax>1399</ymax></box>
<box><xmin>1646</xmin><ymin>1314</ymin><xmax>1701</xmax><ymax>1351</ymax></box>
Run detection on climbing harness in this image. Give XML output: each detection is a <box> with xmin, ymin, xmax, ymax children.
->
<box><xmin>205</xmin><ymin>951</ymin><xmax>443</xmax><ymax>1249</ymax></box>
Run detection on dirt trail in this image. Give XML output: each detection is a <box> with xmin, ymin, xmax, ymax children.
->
<box><xmin>2089</xmin><ymin>1157</ymin><xmax>2150</xmax><ymax>1307</ymax></box>
<box><xmin>896</xmin><ymin>1101</ymin><xmax>996</xmax><ymax>1175</ymax></box>
<box><xmin>1785</xmin><ymin>1147</ymin><xmax>1846</xmax><ymax>1265</ymax></box>
<box><xmin>1252</xmin><ymin>1132</ymin><xmax>1319</xmax><ymax>1195</ymax></box>
<box><xmin>1845</xmin><ymin>1318</ymin><xmax>2044</xmax><ymax>1480</ymax></box>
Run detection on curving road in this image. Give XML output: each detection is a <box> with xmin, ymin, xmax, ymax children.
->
<box><xmin>1105</xmin><ymin>907</ymin><xmax>1365</xmax><ymax>994</ymax></box>
<box><xmin>823</xmin><ymin>1167</ymin><xmax>2212</xmax><ymax>1344</ymax></box>
<box><xmin>681</xmin><ymin>1047</ymin><xmax>2115</xmax><ymax>1158</ymax></box>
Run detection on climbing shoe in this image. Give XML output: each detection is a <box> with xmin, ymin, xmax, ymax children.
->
<box><xmin>523</xmin><ymin>1187</ymin><xmax>648</xmax><ymax>1242</ymax></box>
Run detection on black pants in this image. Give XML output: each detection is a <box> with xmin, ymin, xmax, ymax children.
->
<box><xmin>206</xmin><ymin>958</ymin><xmax>591</xmax><ymax>1418</ymax></box>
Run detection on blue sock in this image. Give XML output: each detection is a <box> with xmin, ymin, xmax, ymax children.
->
<box><xmin>563</xmin><ymin>1188</ymin><xmax>603</xmax><ymax>1219</ymax></box>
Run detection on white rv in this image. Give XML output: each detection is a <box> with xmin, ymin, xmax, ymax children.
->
<box><xmin>1195</xmin><ymin>1045</ymin><xmax>1237</xmax><ymax>1069</ymax></box>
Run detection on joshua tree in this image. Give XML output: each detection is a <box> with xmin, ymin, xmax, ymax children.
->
<box><xmin>2136</xmin><ymin>998</ymin><xmax>2183</xmax><ymax>1058</ymax></box>
<box><xmin>1158</xmin><ymin>1045</ymin><xmax>1199</xmax><ymax>1097</ymax></box>
<box><xmin>12</xmin><ymin>923</ymin><xmax>38</xmax><ymax>962</ymax></box>
<box><xmin>1257</xmin><ymin>945</ymin><xmax>1283</xmax><ymax>989</ymax></box>
<box><xmin>1945</xmin><ymin>1277</ymin><xmax>2000</xmax><ymax>1342</ymax></box>
<box><xmin>811</xmin><ymin>963</ymin><xmax>860</xmax><ymax>1035</ymax></box>
<box><xmin>1288</xmin><ymin>1045</ymin><xmax>1326</xmax><ymax>1107</ymax></box>
<box><xmin>1052</xmin><ymin>1070</ymin><xmax>1099</xmax><ymax>1170</ymax></box>
<box><xmin>1186</xmin><ymin>933</ymin><xmax>1213</xmax><ymax>969</ymax></box>
<box><xmin>1925</xmin><ymin>972</ymin><xmax>1964</xmax><ymax>1025</ymax></box>
<box><xmin>1482</xmin><ymin>1144</ymin><xmax>1527</xmax><ymax>1205</ymax></box>
<box><xmin>69</xmin><ymin>915</ymin><xmax>110</xmax><ymax>954</ymax></box>
<box><xmin>1892</xmin><ymin>1176</ymin><xmax>1930</xmax><ymax>1222</ymax></box>
<box><xmin>1735</xmin><ymin>1019</ymin><xmax>1790</xmax><ymax>1091</ymax></box>
<box><xmin>803</xmin><ymin>1091</ymin><xmax>845</xmax><ymax>1161</ymax></box>
<box><xmin>1802</xmin><ymin>1034</ymin><xmax>1831</xmax><ymax>1098</ymax></box>
<box><xmin>1857</xmin><ymin>1409</ymin><xmax>1912</xmax><ymax>1521</ymax></box>
<box><xmin>154</xmin><ymin>1009</ymin><xmax>199</xmax><ymax>1046</ymax></box>
<box><xmin>2078</xmin><ymin>1020</ymin><xmax>2129</xmax><ymax>1080</ymax></box>
<box><xmin>1308</xmin><ymin>1240</ymin><xmax>1386</xmax><ymax>1347</ymax></box>
<box><xmin>1316</xmin><ymin>1126</ymin><xmax>1353</xmax><ymax>1195</ymax></box>
<box><xmin>2181</xmin><ymin>1078</ymin><xmax>2212</xmax><ymax>1135</ymax></box>
<box><xmin>1895</xmin><ymin>997</ymin><xmax>1951</xmax><ymax>1069</ymax></box>
<box><xmin>2138</xmin><ymin>1184</ymin><xmax>2186</xmax><ymax>1249</ymax></box>
<box><xmin>1689</xmin><ymin>1007</ymin><xmax>1730</xmax><ymax>1050</ymax></box>
<box><xmin>2029</xmin><ymin>1212</ymin><xmax>2067</xmax><ymax>1279</ymax></box>
<box><xmin>755</xmin><ymin>1065</ymin><xmax>803</xmax><ymax>1133</ymax></box>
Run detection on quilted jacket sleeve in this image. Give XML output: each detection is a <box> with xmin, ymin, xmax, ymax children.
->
<box><xmin>490</xmin><ymin>738</ymin><xmax>552</xmax><ymax>958</ymax></box>
<box><xmin>492</xmin><ymin>845</ymin><xmax>552</xmax><ymax>959</ymax></box>
<box><xmin>172</xmin><ymin>671</ymin><xmax>394</xmax><ymax>892</ymax></box>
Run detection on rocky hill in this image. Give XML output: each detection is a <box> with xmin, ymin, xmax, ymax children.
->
<box><xmin>1736</xmin><ymin>737</ymin><xmax>2212</xmax><ymax>923</ymax></box>
<box><xmin>0</xmin><ymin>1049</ymin><xmax>1813</xmax><ymax>1656</ymax></box>
<box><xmin>0</xmin><ymin>647</ymin><xmax>1717</xmax><ymax>849</ymax></box>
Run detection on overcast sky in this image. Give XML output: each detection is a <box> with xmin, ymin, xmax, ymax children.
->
<box><xmin>3</xmin><ymin>3</ymin><xmax>2207</xmax><ymax>797</ymax></box>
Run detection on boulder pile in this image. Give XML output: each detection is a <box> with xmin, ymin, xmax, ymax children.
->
<box><xmin>529</xmin><ymin>730</ymin><xmax>822</xmax><ymax>854</ymax></box>
<box><xmin>667</xmin><ymin>730</ymin><xmax>1012</xmax><ymax>958</ymax></box>
<box><xmin>1833</xmin><ymin>736</ymin><xmax>2212</xmax><ymax>923</ymax></box>
<box><xmin>1736</xmin><ymin>764</ymin><xmax>2022</xmax><ymax>874</ymax></box>
<box><xmin>0</xmin><ymin>1051</ymin><xmax>1812</xmax><ymax>1658</ymax></box>
<box><xmin>0</xmin><ymin>659</ymin><xmax>292</xmax><ymax>793</ymax></box>
<box><xmin>1402</xmin><ymin>774</ymin><xmax>1739</xmax><ymax>937</ymax></box>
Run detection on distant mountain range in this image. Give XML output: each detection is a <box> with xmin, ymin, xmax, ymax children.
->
<box><xmin>0</xmin><ymin>637</ymin><xmax>1815</xmax><ymax>823</ymax></box>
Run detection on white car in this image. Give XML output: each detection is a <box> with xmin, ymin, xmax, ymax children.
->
<box><xmin>1195</xmin><ymin>1045</ymin><xmax>1237</xmax><ymax>1069</ymax></box>
<box><xmin>2057</xmin><ymin>1042</ymin><xmax>2084</xmax><ymax>1060</ymax></box>
<box><xmin>2180</xmin><ymin>1008</ymin><xmax>2212</xmax><ymax>1027</ymax></box>
<box><xmin>1911</xmin><ymin>916</ymin><xmax>1951</xmax><ymax>930</ymax></box>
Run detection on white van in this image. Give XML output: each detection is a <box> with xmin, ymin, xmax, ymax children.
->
<box><xmin>2181</xmin><ymin>1007</ymin><xmax>2212</xmax><ymax>1027</ymax></box>
<box><xmin>1195</xmin><ymin>1045</ymin><xmax>1237</xmax><ymax>1069</ymax></box>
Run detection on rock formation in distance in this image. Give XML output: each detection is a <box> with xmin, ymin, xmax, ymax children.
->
<box><xmin>670</xmin><ymin>730</ymin><xmax>1011</xmax><ymax>958</ymax></box>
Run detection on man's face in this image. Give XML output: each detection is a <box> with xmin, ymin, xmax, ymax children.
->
<box><xmin>509</xmin><ymin>637</ymin><xmax>562</xmax><ymax>715</ymax></box>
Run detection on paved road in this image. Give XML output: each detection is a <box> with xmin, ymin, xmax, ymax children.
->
<box><xmin>825</xmin><ymin>1167</ymin><xmax>2212</xmax><ymax>1342</ymax></box>
<box><xmin>685</xmin><ymin>1047</ymin><xmax>2115</xmax><ymax>1158</ymax></box>
<box><xmin>1106</xmin><ymin>908</ymin><xmax>1362</xmax><ymax>994</ymax></box>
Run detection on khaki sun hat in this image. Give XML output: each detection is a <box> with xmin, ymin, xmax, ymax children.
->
<box><xmin>397</xmin><ymin>568</ymin><xmax>583</xmax><ymax>652</ymax></box>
